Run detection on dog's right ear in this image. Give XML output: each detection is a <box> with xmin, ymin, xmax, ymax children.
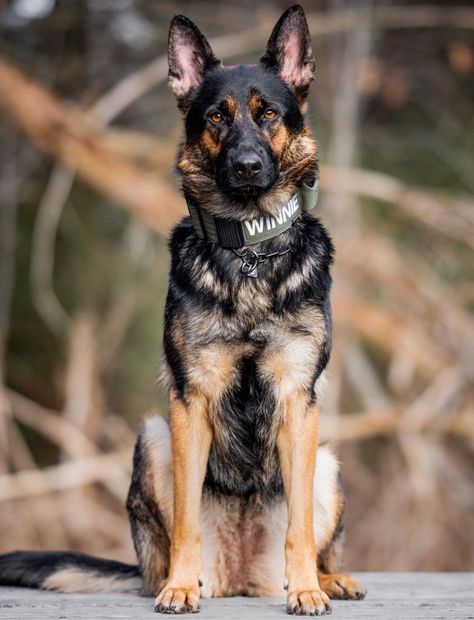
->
<box><xmin>168</xmin><ymin>15</ymin><xmax>220</xmax><ymax>111</ymax></box>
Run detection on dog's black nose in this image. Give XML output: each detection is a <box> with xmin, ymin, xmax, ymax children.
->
<box><xmin>233</xmin><ymin>153</ymin><xmax>263</xmax><ymax>179</ymax></box>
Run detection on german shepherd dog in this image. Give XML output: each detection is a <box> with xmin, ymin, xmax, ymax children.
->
<box><xmin>0</xmin><ymin>6</ymin><xmax>366</xmax><ymax>615</ymax></box>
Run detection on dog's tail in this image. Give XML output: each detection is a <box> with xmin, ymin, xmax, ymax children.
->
<box><xmin>0</xmin><ymin>550</ymin><xmax>142</xmax><ymax>593</ymax></box>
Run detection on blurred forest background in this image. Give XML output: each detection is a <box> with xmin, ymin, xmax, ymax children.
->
<box><xmin>0</xmin><ymin>0</ymin><xmax>473</xmax><ymax>573</ymax></box>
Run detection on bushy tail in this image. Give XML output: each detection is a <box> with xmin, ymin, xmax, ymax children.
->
<box><xmin>0</xmin><ymin>550</ymin><xmax>142</xmax><ymax>593</ymax></box>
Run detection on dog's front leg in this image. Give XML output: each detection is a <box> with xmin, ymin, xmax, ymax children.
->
<box><xmin>155</xmin><ymin>388</ymin><xmax>212</xmax><ymax>614</ymax></box>
<box><xmin>277</xmin><ymin>399</ymin><xmax>332</xmax><ymax>616</ymax></box>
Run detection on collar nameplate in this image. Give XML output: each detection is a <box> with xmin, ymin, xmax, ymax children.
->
<box><xmin>186</xmin><ymin>179</ymin><xmax>319</xmax><ymax>249</ymax></box>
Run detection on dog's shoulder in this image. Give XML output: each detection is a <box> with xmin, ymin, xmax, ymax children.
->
<box><xmin>169</xmin><ymin>216</ymin><xmax>195</xmax><ymax>253</ymax></box>
<box><xmin>295</xmin><ymin>214</ymin><xmax>334</xmax><ymax>267</ymax></box>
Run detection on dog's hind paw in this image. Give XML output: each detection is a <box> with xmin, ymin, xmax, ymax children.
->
<box><xmin>318</xmin><ymin>573</ymin><xmax>366</xmax><ymax>600</ymax></box>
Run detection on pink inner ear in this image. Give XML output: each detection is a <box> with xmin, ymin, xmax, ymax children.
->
<box><xmin>173</xmin><ymin>40</ymin><xmax>201</xmax><ymax>97</ymax></box>
<box><xmin>281</xmin><ymin>33</ymin><xmax>309</xmax><ymax>89</ymax></box>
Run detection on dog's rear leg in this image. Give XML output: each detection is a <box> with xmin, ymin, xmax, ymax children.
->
<box><xmin>154</xmin><ymin>388</ymin><xmax>212</xmax><ymax>614</ymax></box>
<box><xmin>127</xmin><ymin>423</ymin><xmax>174</xmax><ymax>596</ymax></box>
<box><xmin>315</xmin><ymin>471</ymin><xmax>366</xmax><ymax>601</ymax></box>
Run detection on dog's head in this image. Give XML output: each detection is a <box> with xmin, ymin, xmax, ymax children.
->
<box><xmin>168</xmin><ymin>5</ymin><xmax>317</xmax><ymax>219</ymax></box>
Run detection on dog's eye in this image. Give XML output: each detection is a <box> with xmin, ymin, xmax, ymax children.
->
<box><xmin>210</xmin><ymin>112</ymin><xmax>223</xmax><ymax>124</ymax></box>
<box><xmin>263</xmin><ymin>109</ymin><xmax>277</xmax><ymax>120</ymax></box>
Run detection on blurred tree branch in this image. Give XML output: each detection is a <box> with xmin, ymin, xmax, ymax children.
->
<box><xmin>307</xmin><ymin>5</ymin><xmax>474</xmax><ymax>35</ymax></box>
<box><xmin>322</xmin><ymin>167</ymin><xmax>474</xmax><ymax>250</ymax></box>
<box><xmin>30</xmin><ymin>165</ymin><xmax>73</xmax><ymax>334</ymax></box>
<box><xmin>0</xmin><ymin>450</ymin><xmax>131</xmax><ymax>502</ymax></box>
<box><xmin>0</xmin><ymin>58</ymin><xmax>186</xmax><ymax>237</ymax></box>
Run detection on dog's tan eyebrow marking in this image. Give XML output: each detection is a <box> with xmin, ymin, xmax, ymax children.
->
<box><xmin>248</xmin><ymin>92</ymin><xmax>263</xmax><ymax>117</ymax></box>
<box><xmin>223</xmin><ymin>95</ymin><xmax>237</xmax><ymax>117</ymax></box>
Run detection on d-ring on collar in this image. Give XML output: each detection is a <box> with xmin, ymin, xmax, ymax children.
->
<box><xmin>232</xmin><ymin>246</ymin><xmax>292</xmax><ymax>278</ymax></box>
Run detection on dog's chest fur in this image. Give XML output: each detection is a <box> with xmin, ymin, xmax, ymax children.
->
<box><xmin>163</xmin><ymin>214</ymin><xmax>333</xmax><ymax>500</ymax></box>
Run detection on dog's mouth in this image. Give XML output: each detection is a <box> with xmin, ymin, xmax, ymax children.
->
<box><xmin>220</xmin><ymin>180</ymin><xmax>273</xmax><ymax>198</ymax></box>
<box><xmin>216</xmin><ymin>167</ymin><xmax>279</xmax><ymax>200</ymax></box>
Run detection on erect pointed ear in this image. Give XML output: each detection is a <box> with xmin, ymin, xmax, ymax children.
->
<box><xmin>168</xmin><ymin>15</ymin><xmax>220</xmax><ymax>111</ymax></box>
<box><xmin>260</xmin><ymin>5</ymin><xmax>315</xmax><ymax>102</ymax></box>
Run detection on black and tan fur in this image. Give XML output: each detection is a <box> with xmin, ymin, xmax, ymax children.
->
<box><xmin>0</xmin><ymin>6</ymin><xmax>365</xmax><ymax>615</ymax></box>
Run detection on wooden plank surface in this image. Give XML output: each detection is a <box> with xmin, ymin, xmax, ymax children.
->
<box><xmin>0</xmin><ymin>573</ymin><xmax>473</xmax><ymax>619</ymax></box>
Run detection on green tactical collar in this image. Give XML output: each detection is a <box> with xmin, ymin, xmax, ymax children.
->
<box><xmin>186</xmin><ymin>179</ymin><xmax>319</xmax><ymax>249</ymax></box>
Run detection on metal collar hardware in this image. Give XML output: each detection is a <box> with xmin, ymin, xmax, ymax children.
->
<box><xmin>232</xmin><ymin>246</ymin><xmax>291</xmax><ymax>278</ymax></box>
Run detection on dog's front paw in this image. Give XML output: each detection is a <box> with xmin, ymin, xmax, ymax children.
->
<box><xmin>154</xmin><ymin>584</ymin><xmax>200</xmax><ymax>614</ymax></box>
<box><xmin>318</xmin><ymin>573</ymin><xmax>367</xmax><ymax>600</ymax></box>
<box><xmin>286</xmin><ymin>589</ymin><xmax>332</xmax><ymax>616</ymax></box>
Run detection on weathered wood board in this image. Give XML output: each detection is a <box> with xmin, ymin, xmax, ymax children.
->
<box><xmin>0</xmin><ymin>573</ymin><xmax>473</xmax><ymax>619</ymax></box>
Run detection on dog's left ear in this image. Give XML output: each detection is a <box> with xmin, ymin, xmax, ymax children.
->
<box><xmin>168</xmin><ymin>15</ymin><xmax>220</xmax><ymax>111</ymax></box>
<box><xmin>260</xmin><ymin>5</ymin><xmax>315</xmax><ymax>102</ymax></box>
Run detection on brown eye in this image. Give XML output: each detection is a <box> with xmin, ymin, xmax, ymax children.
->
<box><xmin>263</xmin><ymin>109</ymin><xmax>277</xmax><ymax>119</ymax></box>
<box><xmin>210</xmin><ymin>112</ymin><xmax>223</xmax><ymax>123</ymax></box>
